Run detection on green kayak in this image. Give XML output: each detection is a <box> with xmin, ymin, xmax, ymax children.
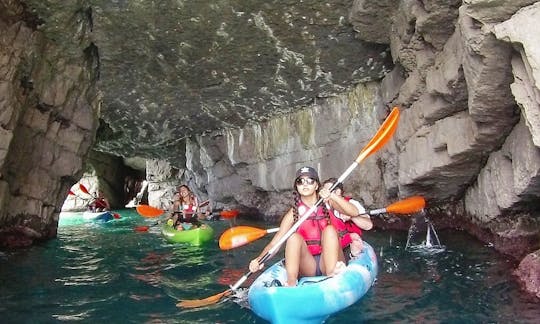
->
<box><xmin>161</xmin><ymin>223</ymin><xmax>214</xmax><ymax>246</ymax></box>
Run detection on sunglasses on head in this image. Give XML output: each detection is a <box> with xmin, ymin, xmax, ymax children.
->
<box><xmin>295</xmin><ymin>177</ymin><xmax>316</xmax><ymax>185</ymax></box>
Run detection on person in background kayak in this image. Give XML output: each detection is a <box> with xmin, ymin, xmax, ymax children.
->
<box><xmin>169</xmin><ymin>184</ymin><xmax>201</xmax><ymax>230</ymax></box>
<box><xmin>321</xmin><ymin>178</ymin><xmax>373</xmax><ymax>260</ymax></box>
<box><xmin>88</xmin><ymin>190</ymin><xmax>111</xmax><ymax>212</ymax></box>
<box><xmin>248</xmin><ymin>166</ymin><xmax>359</xmax><ymax>287</ymax></box>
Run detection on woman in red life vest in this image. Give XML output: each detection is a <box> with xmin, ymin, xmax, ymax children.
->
<box><xmin>322</xmin><ymin>178</ymin><xmax>373</xmax><ymax>259</ymax></box>
<box><xmin>170</xmin><ymin>185</ymin><xmax>200</xmax><ymax>230</ymax></box>
<box><xmin>248</xmin><ymin>166</ymin><xmax>359</xmax><ymax>287</ymax></box>
<box><xmin>89</xmin><ymin>190</ymin><xmax>111</xmax><ymax>212</ymax></box>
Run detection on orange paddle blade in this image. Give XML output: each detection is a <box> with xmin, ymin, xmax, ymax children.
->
<box><xmin>134</xmin><ymin>225</ymin><xmax>149</xmax><ymax>232</ymax></box>
<box><xmin>177</xmin><ymin>290</ymin><xmax>231</xmax><ymax>308</ymax></box>
<box><xmin>386</xmin><ymin>196</ymin><xmax>426</xmax><ymax>214</ymax></box>
<box><xmin>357</xmin><ymin>107</ymin><xmax>400</xmax><ymax>163</ymax></box>
<box><xmin>79</xmin><ymin>183</ymin><xmax>91</xmax><ymax>195</ymax></box>
<box><xmin>220</xmin><ymin>209</ymin><xmax>239</xmax><ymax>219</ymax></box>
<box><xmin>219</xmin><ymin>226</ymin><xmax>269</xmax><ymax>250</ymax></box>
<box><xmin>136</xmin><ymin>204</ymin><xmax>164</xmax><ymax>218</ymax></box>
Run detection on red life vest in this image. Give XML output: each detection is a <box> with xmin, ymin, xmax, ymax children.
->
<box><xmin>296</xmin><ymin>201</ymin><xmax>346</xmax><ymax>255</ymax></box>
<box><xmin>333</xmin><ymin>196</ymin><xmax>363</xmax><ymax>248</ymax></box>
<box><xmin>180</xmin><ymin>198</ymin><xmax>198</xmax><ymax>221</ymax></box>
<box><xmin>94</xmin><ymin>198</ymin><xmax>108</xmax><ymax>209</ymax></box>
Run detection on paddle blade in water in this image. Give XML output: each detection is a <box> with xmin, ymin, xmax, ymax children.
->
<box><xmin>134</xmin><ymin>225</ymin><xmax>149</xmax><ymax>232</ymax></box>
<box><xmin>386</xmin><ymin>196</ymin><xmax>426</xmax><ymax>214</ymax></box>
<box><xmin>220</xmin><ymin>209</ymin><xmax>239</xmax><ymax>219</ymax></box>
<box><xmin>219</xmin><ymin>226</ymin><xmax>269</xmax><ymax>250</ymax></box>
<box><xmin>177</xmin><ymin>290</ymin><xmax>231</xmax><ymax>308</ymax></box>
<box><xmin>136</xmin><ymin>204</ymin><xmax>164</xmax><ymax>217</ymax></box>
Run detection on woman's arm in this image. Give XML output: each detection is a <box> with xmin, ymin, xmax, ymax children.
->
<box><xmin>321</xmin><ymin>188</ymin><xmax>359</xmax><ymax>217</ymax></box>
<box><xmin>249</xmin><ymin>208</ymin><xmax>294</xmax><ymax>272</ymax></box>
<box><xmin>348</xmin><ymin>199</ymin><xmax>373</xmax><ymax>230</ymax></box>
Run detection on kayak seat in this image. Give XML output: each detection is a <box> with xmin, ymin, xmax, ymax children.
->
<box><xmin>264</xmin><ymin>279</ymin><xmax>283</xmax><ymax>287</ymax></box>
<box><xmin>298</xmin><ymin>276</ymin><xmax>328</xmax><ymax>285</ymax></box>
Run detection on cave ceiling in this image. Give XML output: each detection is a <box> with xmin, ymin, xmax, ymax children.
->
<box><xmin>26</xmin><ymin>0</ymin><xmax>392</xmax><ymax>163</ymax></box>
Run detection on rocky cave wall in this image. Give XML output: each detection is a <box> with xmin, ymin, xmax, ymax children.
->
<box><xmin>145</xmin><ymin>83</ymin><xmax>389</xmax><ymax>218</ymax></box>
<box><xmin>0</xmin><ymin>0</ymin><xmax>99</xmax><ymax>246</ymax></box>
<box><xmin>355</xmin><ymin>0</ymin><xmax>540</xmax><ymax>297</ymax></box>
<box><xmin>0</xmin><ymin>0</ymin><xmax>539</xmax><ymax>297</ymax></box>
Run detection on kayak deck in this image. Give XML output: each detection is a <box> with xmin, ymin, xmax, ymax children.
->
<box><xmin>82</xmin><ymin>211</ymin><xmax>113</xmax><ymax>222</ymax></box>
<box><xmin>248</xmin><ymin>242</ymin><xmax>378</xmax><ymax>324</ymax></box>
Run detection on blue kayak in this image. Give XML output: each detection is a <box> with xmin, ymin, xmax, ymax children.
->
<box><xmin>248</xmin><ymin>241</ymin><xmax>378</xmax><ymax>324</ymax></box>
<box><xmin>82</xmin><ymin>211</ymin><xmax>113</xmax><ymax>222</ymax></box>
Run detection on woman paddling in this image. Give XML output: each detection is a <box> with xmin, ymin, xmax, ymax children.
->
<box><xmin>169</xmin><ymin>185</ymin><xmax>201</xmax><ymax>230</ymax></box>
<box><xmin>248</xmin><ymin>166</ymin><xmax>359</xmax><ymax>287</ymax></box>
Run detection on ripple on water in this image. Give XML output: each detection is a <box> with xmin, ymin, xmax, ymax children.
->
<box><xmin>1</xmin><ymin>215</ymin><xmax>539</xmax><ymax>323</ymax></box>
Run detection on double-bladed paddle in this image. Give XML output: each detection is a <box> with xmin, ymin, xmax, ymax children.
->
<box><xmin>220</xmin><ymin>209</ymin><xmax>240</xmax><ymax>219</ymax></box>
<box><xmin>136</xmin><ymin>204</ymin><xmax>165</xmax><ymax>218</ymax></box>
<box><xmin>135</xmin><ymin>200</ymin><xmax>212</xmax><ymax>231</ymax></box>
<box><xmin>177</xmin><ymin>106</ymin><xmax>400</xmax><ymax>308</ymax></box>
<box><xmin>219</xmin><ymin>226</ymin><xmax>280</xmax><ymax>250</ymax></box>
<box><xmin>68</xmin><ymin>190</ymin><xmax>88</xmax><ymax>200</ymax></box>
<box><xmin>136</xmin><ymin>199</ymin><xmax>211</xmax><ymax>217</ymax></box>
<box><xmin>79</xmin><ymin>183</ymin><xmax>96</xmax><ymax>198</ymax></box>
<box><xmin>219</xmin><ymin>196</ymin><xmax>426</xmax><ymax>250</ymax></box>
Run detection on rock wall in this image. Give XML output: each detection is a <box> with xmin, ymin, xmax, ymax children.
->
<box><xmin>350</xmin><ymin>0</ymin><xmax>540</xmax><ymax>297</ymax></box>
<box><xmin>0</xmin><ymin>1</ymin><xmax>99</xmax><ymax>246</ymax></box>
<box><xmin>146</xmin><ymin>83</ymin><xmax>389</xmax><ymax>220</ymax></box>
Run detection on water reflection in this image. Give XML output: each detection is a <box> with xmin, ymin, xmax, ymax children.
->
<box><xmin>1</xmin><ymin>210</ymin><xmax>538</xmax><ymax>323</ymax></box>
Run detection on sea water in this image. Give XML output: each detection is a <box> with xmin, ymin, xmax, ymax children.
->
<box><xmin>1</xmin><ymin>209</ymin><xmax>539</xmax><ymax>323</ymax></box>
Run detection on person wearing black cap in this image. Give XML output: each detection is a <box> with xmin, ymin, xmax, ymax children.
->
<box><xmin>248</xmin><ymin>166</ymin><xmax>359</xmax><ymax>286</ymax></box>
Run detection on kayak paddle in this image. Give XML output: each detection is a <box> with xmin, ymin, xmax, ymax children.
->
<box><xmin>79</xmin><ymin>183</ymin><xmax>96</xmax><ymax>198</ymax></box>
<box><xmin>176</xmin><ymin>106</ymin><xmax>400</xmax><ymax>308</ymax></box>
<box><xmin>134</xmin><ymin>225</ymin><xmax>150</xmax><ymax>232</ymax></box>
<box><xmin>218</xmin><ymin>195</ymin><xmax>425</xmax><ymax>250</ymax></box>
<box><xmin>219</xmin><ymin>226</ymin><xmax>279</xmax><ymax>250</ymax></box>
<box><xmin>369</xmin><ymin>195</ymin><xmax>425</xmax><ymax>215</ymax></box>
<box><xmin>68</xmin><ymin>190</ymin><xmax>88</xmax><ymax>200</ymax></box>
<box><xmin>220</xmin><ymin>209</ymin><xmax>240</xmax><ymax>219</ymax></box>
<box><xmin>136</xmin><ymin>204</ymin><xmax>165</xmax><ymax>218</ymax></box>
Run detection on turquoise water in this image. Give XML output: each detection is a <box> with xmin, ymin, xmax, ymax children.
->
<box><xmin>1</xmin><ymin>209</ymin><xmax>539</xmax><ymax>323</ymax></box>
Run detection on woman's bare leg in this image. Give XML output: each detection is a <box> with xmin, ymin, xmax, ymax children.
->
<box><xmin>320</xmin><ymin>225</ymin><xmax>345</xmax><ymax>276</ymax></box>
<box><xmin>285</xmin><ymin>233</ymin><xmax>316</xmax><ymax>286</ymax></box>
<box><xmin>349</xmin><ymin>232</ymin><xmax>363</xmax><ymax>257</ymax></box>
